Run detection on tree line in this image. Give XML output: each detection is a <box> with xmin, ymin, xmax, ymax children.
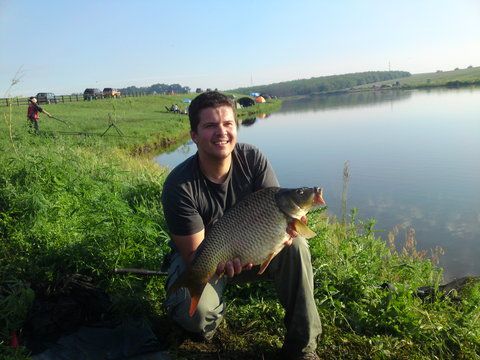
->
<box><xmin>119</xmin><ymin>83</ymin><xmax>190</xmax><ymax>95</ymax></box>
<box><xmin>233</xmin><ymin>71</ymin><xmax>411</xmax><ymax>97</ymax></box>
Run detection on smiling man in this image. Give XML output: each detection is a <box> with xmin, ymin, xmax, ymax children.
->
<box><xmin>161</xmin><ymin>91</ymin><xmax>321</xmax><ymax>360</ymax></box>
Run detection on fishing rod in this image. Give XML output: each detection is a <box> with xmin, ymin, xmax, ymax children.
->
<box><xmin>113</xmin><ymin>268</ymin><xmax>167</xmax><ymax>276</ymax></box>
<box><xmin>50</xmin><ymin>115</ymin><xmax>71</xmax><ymax>127</ymax></box>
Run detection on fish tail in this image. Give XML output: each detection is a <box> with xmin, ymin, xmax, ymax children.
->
<box><xmin>188</xmin><ymin>282</ymin><xmax>208</xmax><ymax>317</ymax></box>
<box><xmin>166</xmin><ymin>270</ymin><xmax>208</xmax><ymax>317</ymax></box>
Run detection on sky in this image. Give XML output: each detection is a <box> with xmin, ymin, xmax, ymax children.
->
<box><xmin>1</xmin><ymin>0</ymin><xmax>479</xmax><ymax>97</ymax></box>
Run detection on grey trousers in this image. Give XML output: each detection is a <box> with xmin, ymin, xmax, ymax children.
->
<box><xmin>164</xmin><ymin>237</ymin><xmax>322</xmax><ymax>354</ymax></box>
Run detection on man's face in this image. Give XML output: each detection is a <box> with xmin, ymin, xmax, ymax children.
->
<box><xmin>191</xmin><ymin>105</ymin><xmax>237</xmax><ymax>161</ymax></box>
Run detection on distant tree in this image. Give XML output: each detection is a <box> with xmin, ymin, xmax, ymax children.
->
<box><xmin>454</xmin><ymin>67</ymin><xmax>460</xmax><ymax>71</ymax></box>
<box><xmin>467</xmin><ymin>65</ymin><xmax>473</xmax><ymax>69</ymax></box>
<box><xmin>119</xmin><ymin>83</ymin><xmax>190</xmax><ymax>95</ymax></box>
<box><xmin>232</xmin><ymin>71</ymin><xmax>411</xmax><ymax>97</ymax></box>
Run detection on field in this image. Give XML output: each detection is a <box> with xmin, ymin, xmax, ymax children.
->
<box><xmin>353</xmin><ymin>66</ymin><xmax>480</xmax><ymax>90</ymax></box>
<box><xmin>1</xmin><ymin>95</ymin><xmax>480</xmax><ymax>359</ymax></box>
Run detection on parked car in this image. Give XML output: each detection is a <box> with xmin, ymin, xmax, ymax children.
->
<box><xmin>102</xmin><ymin>88</ymin><xmax>121</xmax><ymax>98</ymax></box>
<box><xmin>83</xmin><ymin>88</ymin><xmax>103</xmax><ymax>100</ymax></box>
<box><xmin>36</xmin><ymin>92</ymin><xmax>57</xmax><ymax>104</ymax></box>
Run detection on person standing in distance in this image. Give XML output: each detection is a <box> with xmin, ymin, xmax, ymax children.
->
<box><xmin>27</xmin><ymin>96</ymin><xmax>52</xmax><ymax>133</ymax></box>
<box><xmin>161</xmin><ymin>91</ymin><xmax>321</xmax><ymax>360</ymax></box>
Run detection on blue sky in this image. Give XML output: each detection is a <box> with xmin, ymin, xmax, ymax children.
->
<box><xmin>1</xmin><ymin>0</ymin><xmax>479</xmax><ymax>96</ymax></box>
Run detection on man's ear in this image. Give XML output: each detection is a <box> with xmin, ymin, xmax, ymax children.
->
<box><xmin>190</xmin><ymin>131</ymin><xmax>197</xmax><ymax>144</ymax></box>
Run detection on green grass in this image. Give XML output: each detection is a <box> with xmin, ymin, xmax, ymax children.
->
<box><xmin>353</xmin><ymin>66</ymin><xmax>480</xmax><ymax>90</ymax></box>
<box><xmin>2</xmin><ymin>94</ymin><xmax>281</xmax><ymax>154</ymax></box>
<box><xmin>354</xmin><ymin>66</ymin><xmax>480</xmax><ymax>90</ymax></box>
<box><xmin>1</xmin><ymin>95</ymin><xmax>479</xmax><ymax>359</ymax></box>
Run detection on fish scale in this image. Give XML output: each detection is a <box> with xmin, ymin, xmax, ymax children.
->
<box><xmin>193</xmin><ymin>187</ymin><xmax>288</xmax><ymax>277</ymax></box>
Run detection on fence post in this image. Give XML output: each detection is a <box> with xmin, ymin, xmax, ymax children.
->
<box><xmin>17</xmin><ymin>98</ymin><xmax>19</xmax><ymax>106</ymax></box>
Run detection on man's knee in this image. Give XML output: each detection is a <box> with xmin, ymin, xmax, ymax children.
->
<box><xmin>166</xmin><ymin>284</ymin><xmax>225</xmax><ymax>335</ymax></box>
<box><xmin>286</xmin><ymin>236</ymin><xmax>311</xmax><ymax>258</ymax></box>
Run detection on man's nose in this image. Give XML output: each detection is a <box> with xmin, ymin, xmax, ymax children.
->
<box><xmin>215</xmin><ymin>124</ymin><xmax>227</xmax><ymax>134</ymax></box>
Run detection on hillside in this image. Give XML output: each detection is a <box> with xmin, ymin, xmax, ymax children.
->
<box><xmin>352</xmin><ymin>65</ymin><xmax>480</xmax><ymax>90</ymax></box>
<box><xmin>231</xmin><ymin>71</ymin><xmax>411</xmax><ymax>97</ymax></box>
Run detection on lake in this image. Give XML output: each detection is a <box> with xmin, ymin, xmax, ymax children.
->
<box><xmin>155</xmin><ymin>88</ymin><xmax>480</xmax><ymax>282</ymax></box>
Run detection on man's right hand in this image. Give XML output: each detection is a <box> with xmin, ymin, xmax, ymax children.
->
<box><xmin>216</xmin><ymin>258</ymin><xmax>253</xmax><ymax>278</ymax></box>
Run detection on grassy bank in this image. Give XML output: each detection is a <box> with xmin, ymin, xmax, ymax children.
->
<box><xmin>1</xmin><ymin>95</ymin><xmax>479</xmax><ymax>359</ymax></box>
<box><xmin>352</xmin><ymin>66</ymin><xmax>480</xmax><ymax>91</ymax></box>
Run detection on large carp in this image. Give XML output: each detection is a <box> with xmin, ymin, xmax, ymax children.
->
<box><xmin>168</xmin><ymin>186</ymin><xmax>326</xmax><ymax>317</ymax></box>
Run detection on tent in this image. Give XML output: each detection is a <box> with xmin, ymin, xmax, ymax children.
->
<box><xmin>238</xmin><ymin>97</ymin><xmax>255</xmax><ymax>107</ymax></box>
<box><xmin>255</xmin><ymin>96</ymin><xmax>266</xmax><ymax>103</ymax></box>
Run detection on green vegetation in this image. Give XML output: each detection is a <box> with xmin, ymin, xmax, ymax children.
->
<box><xmin>231</xmin><ymin>67</ymin><xmax>480</xmax><ymax>98</ymax></box>
<box><xmin>232</xmin><ymin>71</ymin><xmax>411</xmax><ymax>97</ymax></box>
<box><xmin>1</xmin><ymin>94</ymin><xmax>480</xmax><ymax>359</ymax></box>
<box><xmin>352</xmin><ymin>66</ymin><xmax>480</xmax><ymax>91</ymax></box>
<box><xmin>120</xmin><ymin>83</ymin><xmax>191</xmax><ymax>96</ymax></box>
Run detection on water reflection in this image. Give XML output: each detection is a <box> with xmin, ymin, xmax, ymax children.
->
<box><xmin>240</xmin><ymin>114</ymin><xmax>270</xmax><ymax>127</ymax></box>
<box><xmin>241</xmin><ymin>117</ymin><xmax>257</xmax><ymax>127</ymax></box>
<box><xmin>280</xmin><ymin>90</ymin><xmax>413</xmax><ymax>113</ymax></box>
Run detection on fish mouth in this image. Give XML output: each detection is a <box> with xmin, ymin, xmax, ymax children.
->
<box><xmin>313</xmin><ymin>187</ymin><xmax>326</xmax><ymax>206</ymax></box>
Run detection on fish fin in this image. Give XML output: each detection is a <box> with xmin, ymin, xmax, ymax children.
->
<box><xmin>189</xmin><ymin>295</ymin><xmax>201</xmax><ymax>317</ymax></box>
<box><xmin>188</xmin><ymin>282</ymin><xmax>208</xmax><ymax>317</ymax></box>
<box><xmin>167</xmin><ymin>270</ymin><xmax>208</xmax><ymax>318</ymax></box>
<box><xmin>258</xmin><ymin>251</ymin><xmax>277</xmax><ymax>275</ymax></box>
<box><xmin>291</xmin><ymin>218</ymin><xmax>317</xmax><ymax>239</ymax></box>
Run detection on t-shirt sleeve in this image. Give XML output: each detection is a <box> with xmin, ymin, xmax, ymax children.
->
<box><xmin>252</xmin><ymin>148</ymin><xmax>279</xmax><ymax>190</ymax></box>
<box><xmin>161</xmin><ymin>182</ymin><xmax>205</xmax><ymax>236</ymax></box>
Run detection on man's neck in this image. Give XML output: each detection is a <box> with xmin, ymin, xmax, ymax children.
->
<box><xmin>198</xmin><ymin>154</ymin><xmax>232</xmax><ymax>184</ymax></box>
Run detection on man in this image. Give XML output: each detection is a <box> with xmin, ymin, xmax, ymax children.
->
<box><xmin>161</xmin><ymin>91</ymin><xmax>321</xmax><ymax>360</ymax></box>
<box><xmin>27</xmin><ymin>96</ymin><xmax>52</xmax><ymax>133</ymax></box>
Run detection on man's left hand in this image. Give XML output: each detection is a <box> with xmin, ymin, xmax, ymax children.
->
<box><xmin>284</xmin><ymin>215</ymin><xmax>308</xmax><ymax>246</ymax></box>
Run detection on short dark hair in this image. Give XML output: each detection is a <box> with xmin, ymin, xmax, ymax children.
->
<box><xmin>188</xmin><ymin>91</ymin><xmax>237</xmax><ymax>132</ymax></box>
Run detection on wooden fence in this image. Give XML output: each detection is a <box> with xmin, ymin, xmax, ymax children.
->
<box><xmin>0</xmin><ymin>92</ymin><xmax>150</xmax><ymax>107</ymax></box>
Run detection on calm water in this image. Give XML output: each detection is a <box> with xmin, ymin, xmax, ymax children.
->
<box><xmin>156</xmin><ymin>89</ymin><xmax>480</xmax><ymax>281</ymax></box>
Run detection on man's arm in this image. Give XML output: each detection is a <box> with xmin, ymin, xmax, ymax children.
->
<box><xmin>172</xmin><ymin>229</ymin><xmax>253</xmax><ymax>277</ymax></box>
<box><xmin>41</xmin><ymin>109</ymin><xmax>52</xmax><ymax>117</ymax></box>
<box><xmin>171</xmin><ymin>230</ymin><xmax>205</xmax><ymax>264</ymax></box>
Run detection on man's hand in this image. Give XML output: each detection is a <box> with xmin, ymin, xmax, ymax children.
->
<box><xmin>216</xmin><ymin>258</ymin><xmax>253</xmax><ymax>278</ymax></box>
<box><xmin>284</xmin><ymin>215</ymin><xmax>308</xmax><ymax>246</ymax></box>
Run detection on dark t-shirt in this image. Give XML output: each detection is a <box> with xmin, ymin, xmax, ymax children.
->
<box><xmin>161</xmin><ymin>143</ymin><xmax>279</xmax><ymax>239</ymax></box>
